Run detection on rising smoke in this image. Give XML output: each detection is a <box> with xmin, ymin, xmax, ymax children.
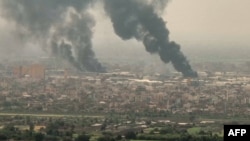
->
<box><xmin>103</xmin><ymin>0</ymin><xmax>197</xmax><ymax>77</ymax></box>
<box><xmin>0</xmin><ymin>0</ymin><xmax>197</xmax><ymax>77</ymax></box>
<box><xmin>0</xmin><ymin>0</ymin><xmax>106</xmax><ymax>72</ymax></box>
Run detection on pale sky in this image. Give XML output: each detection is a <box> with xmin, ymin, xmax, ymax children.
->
<box><xmin>0</xmin><ymin>0</ymin><xmax>250</xmax><ymax>60</ymax></box>
<box><xmin>89</xmin><ymin>0</ymin><xmax>250</xmax><ymax>61</ymax></box>
<box><xmin>165</xmin><ymin>0</ymin><xmax>250</xmax><ymax>47</ymax></box>
<box><xmin>92</xmin><ymin>0</ymin><xmax>250</xmax><ymax>47</ymax></box>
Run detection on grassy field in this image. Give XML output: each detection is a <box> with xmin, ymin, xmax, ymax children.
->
<box><xmin>187</xmin><ymin>127</ymin><xmax>201</xmax><ymax>135</ymax></box>
<box><xmin>143</xmin><ymin>128</ymin><xmax>158</xmax><ymax>134</ymax></box>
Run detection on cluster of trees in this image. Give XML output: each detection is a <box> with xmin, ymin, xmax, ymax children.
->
<box><xmin>96</xmin><ymin>130</ymin><xmax>137</xmax><ymax>141</ymax></box>
<box><xmin>137</xmin><ymin>134</ymin><xmax>223</xmax><ymax>141</ymax></box>
<box><xmin>0</xmin><ymin>119</ymin><xmax>139</xmax><ymax>141</ymax></box>
<box><xmin>0</xmin><ymin>123</ymin><xmax>223</xmax><ymax>141</ymax></box>
<box><xmin>94</xmin><ymin>131</ymin><xmax>223</xmax><ymax>141</ymax></box>
<box><xmin>0</xmin><ymin>115</ymin><xmax>224</xmax><ymax>141</ymax></box>
<box><xmin>0</xmin><ymin>121</ymin><xmax>89</xmax><ymax>141</ymax></box>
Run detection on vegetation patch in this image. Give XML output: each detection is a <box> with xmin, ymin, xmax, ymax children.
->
<box><xmin>187</xmin><ymin>127</ymin><xmax>202</xmax><ymax>135</ymax></box>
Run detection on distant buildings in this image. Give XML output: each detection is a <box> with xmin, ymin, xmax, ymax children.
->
<box><xmin>12</xmin><ymin>64</ymin><xmax>45</xmax><ymax>79</ymax></box>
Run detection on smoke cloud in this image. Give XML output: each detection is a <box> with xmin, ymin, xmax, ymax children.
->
<box><xmin>103</xmin><ymin>0</ymin><xmax>197</xmax><ymax>77</ymax></box>
<box><xmin>0</xmin><ymin>0</ymin><xmax>105</xmax><ymax>72</ymax></box>
<box><xmin>0</xmin><ymin>0</ymin><xmax>197</xmax><ymax>77</ymax></box>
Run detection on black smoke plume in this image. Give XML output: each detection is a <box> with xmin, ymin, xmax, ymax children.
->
<box><xmin>0</xmin><ymin>0</ymin><xmax>105</xmax><ymax>72</ymax></box>
<box><xmin>103</xmin><ymin>0</ymin><xmax>197</xmax><ymax>77</ymax></box>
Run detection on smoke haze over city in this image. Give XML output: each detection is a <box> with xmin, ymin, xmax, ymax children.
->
<box><xmin>0</xmin><ymin>1</ymin><xmax>250</xmax><ymax>140</ymax></box>
<box><xmin>0</xmin><ymin>0</ymin><xmax>249</xmax><ymax>76</ymax></box>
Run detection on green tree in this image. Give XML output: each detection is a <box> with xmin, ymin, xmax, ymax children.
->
<box><xmin>125</xmin><ymin>131</ymin><xmax>136</xmax><ymax>139</ymax></box>
<box><xmin>0</xmin><ymin>134</ymin><xmax>7</xmax><ymax>140</ymax></box>
<box><xmin>75</xmin><ymin>134</ymin><xmax>90</xmax><ymax>141</ymax></box>
<box><xmin>100</xmin><ymin>123</ymin><xmax>107</xmax><ymax>131</ymax></box>
<box><xmin>34</xmin><ymin>133</ymin><xmax>45</xmax><ymax>141</ymax></box>
<box><xmin>189</xmin><ymin>115</ymin><xmax>196</xmax><ymax>123</ymax></box>
<box><xmin>29</xmin><ymin>122</ymin><xmax>34</xmax><ymax>132</ymax></box>
<box><xmin>97</xmin><ymin>136</ymin><xmax>115</xmax><ymax>141</ymax></box>
<box><xmin>62</xmin><ymin>136</ymin><xmax>72</xmax><ymax>141</ymax></box>
<box><xmin>160</xmin><ymin>126</ymin><xmax>174</xmax><ymax>134</ymax></box>
<box><xmin>115</xmin><ymin>134</ymin><xmax>122</xmax><ymax>140</ymax></box>
<box><xmin>44</xmin><ymin>135</ymin><xmax>60</xmax><ymax>141</ymax></box>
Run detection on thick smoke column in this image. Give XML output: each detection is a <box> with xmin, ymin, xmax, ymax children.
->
<box><xmin>0</xmin><ymin>0</ymin><xmax>105</xmax><ymax>72</ymax></box>
<box><xmin>104</xmin><ymin>0</ymin><xmax>197</xmax><ymax>77</ymax></box>
<box><xmin>51</xmin><ymin>9</ymin><xmax>105</xmax><ymax>72</ymax></box>
<box><xmin>0</xmin><ymin>0</ymin><xmax>197</xmax><ymax>76</ymax></box>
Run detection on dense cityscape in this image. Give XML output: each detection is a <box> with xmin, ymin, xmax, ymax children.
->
<box><xmin>0</xmin><ymin>60</ymin><xmax>249</xmax><ymax>140</ymax></box>
<box><xmin>0</xmin><ymin>0</ymin><xmax>249</xmax><ymax>140</ymax></box>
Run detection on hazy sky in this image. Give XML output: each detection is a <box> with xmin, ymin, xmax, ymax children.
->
<box><xmin>165</xmin><ymin>0</ymin><xmax>250</xmax><ymax>47</ymax></box>
<box><xmin>0</xmin><ymin>0</ymin><xmax>250</xmax><ymax>61</ymax></box>
<box><xmin>88</xmin><ymin>0</ymin><xmax>250</xmax><ymax>61</ymax></box>
<box><xmin>92</xmin><ymin>0</ymin><xmax>250</xmax><ymax>47</ymax></box>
